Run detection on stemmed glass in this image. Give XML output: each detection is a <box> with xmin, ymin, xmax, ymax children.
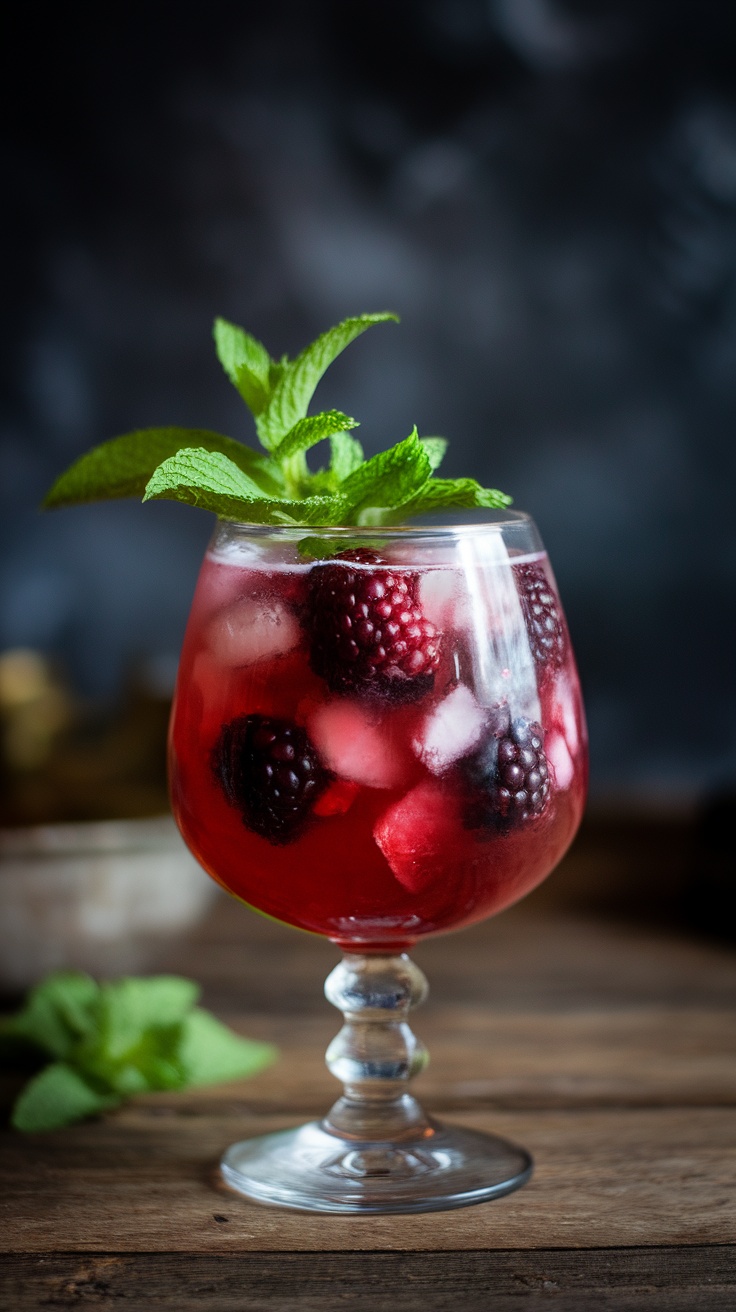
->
<box><xmin>169</xmin><ymin>512</ymin><xmax>587</xmax><ymax>1213</ymax></box>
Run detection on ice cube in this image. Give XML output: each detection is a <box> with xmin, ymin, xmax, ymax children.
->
<box><xmin>553</xmin><ymin>672</ymin><xmax>580</xmax><ymax>754</ymax></box>
<box><xmin>208</xmin><ymin>597</ymin><xmax>301</xmax><ymax>667</ymax></box>
<box><xmin>374</xmin><ymin>780</ymin><xmax>462</xmax><ymax>891</ymax></box>
<box><xmin>307</xmin><ymin>700</ymin><xmax>415</xmax><ymax>790</ymax></box>
<box><xmin>412</xmin><ymin>684</ymin><xmax>488</xmax><ymax>774</ymax></box>
<box><xmin>455</xmin><ymin>535</ymin><xmax>541</xmax><ymax>723</ymax></box>
<box><xmin>418</xmin><ymin>568</ymin><xmax>460</xmax><ymax>627</ymax></box>
<box><xmin>546</xmin><ymin>730</ymin><xmax>574</xmax><ymax>789</ymax></box>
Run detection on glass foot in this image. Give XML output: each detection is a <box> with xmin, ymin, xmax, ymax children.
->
<box><xmin>220</xmin><ymin>1119</ymin><xmax>533</xmax><ymax>1214</ymax></box>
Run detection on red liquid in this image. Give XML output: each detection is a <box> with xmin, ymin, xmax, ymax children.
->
<box><xmin>170</xmin><ymin>548</ymin><xmax>587</xmax><ymax>950</ymax></box>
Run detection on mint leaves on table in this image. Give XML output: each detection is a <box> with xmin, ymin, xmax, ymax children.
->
<box><xmin>1</xmin><ymin>971</ymin><xmax>276</xmax><ymax>1133</ymax></box>
<box><xmin>44</xmin><ymin>312</ymin><xmax>511</xmax><ymax>529</ymax></box>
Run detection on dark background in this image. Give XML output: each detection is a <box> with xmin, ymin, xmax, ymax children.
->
<box><xmin>2</xmin><ymin>0</ymin><xmax>735</xmax><ymax>807</ymax></box>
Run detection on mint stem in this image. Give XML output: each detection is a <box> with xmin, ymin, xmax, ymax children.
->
<box><xmin>283</xmin><ymin>451</ymin><xmax>310</xmax><ymax>498</ymax></box>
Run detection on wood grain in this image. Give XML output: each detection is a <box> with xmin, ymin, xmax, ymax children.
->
<box><xmin>3</xmin><ymin>1247</ymin><xmax>735</xmax><ymax>1311</ymax></box>
<box><xmin>2</xmin><ymin>1107</ymin><xmax>734</xmax><ymax>1252</ymax></box>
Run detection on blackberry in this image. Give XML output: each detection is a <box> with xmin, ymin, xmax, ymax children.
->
<box><xmin>212</xmin><ymin>714</ymin><xmax>328</xmax><ymax>844</ymax></box>
<box><xmin>306</xmin><ymin>549</ymin><xmax>441</xmax><ymax>701</ymax></box>
<box><xmin>464</xmin><ymin>712</ymin><xmax>550</xmax><ymax>831</ymax></box>
<box><xmin>515</xmin><ymin>563</ymin><xmax>565</xmax><ymax>670</ymax></box>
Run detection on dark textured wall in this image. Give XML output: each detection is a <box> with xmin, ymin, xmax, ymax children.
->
<box><xmin>2</xmin><ymin>0</ymin><xmax>735</xmax><ymax>802</ymax></box>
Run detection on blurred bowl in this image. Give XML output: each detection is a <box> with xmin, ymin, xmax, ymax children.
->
<box><xmin>0</xmin><ymin>815</ymin><xmax>218</xmax><ymax>991</ymax></box>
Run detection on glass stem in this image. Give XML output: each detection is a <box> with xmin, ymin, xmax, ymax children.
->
<box><xmin>323</xmin><ymin>953</ymin><xmax>432</xmax><ymax>1143</ymax></box>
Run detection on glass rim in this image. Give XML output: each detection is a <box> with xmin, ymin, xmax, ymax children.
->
<box><xmin>214</xmin><ymin>509</ymin><xmax>533</xmax><ymax>542</ymax></box>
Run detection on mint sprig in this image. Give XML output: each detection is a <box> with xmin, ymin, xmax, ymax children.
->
<box><xmin>44</xmin><ymin>313</ymin><xmax>512</xmax><ymax>527</ymax></box>
<box><xmin>2</xmin><ymin>971</ymin><xmax>276</xmax><ymax>1132</ymax></box>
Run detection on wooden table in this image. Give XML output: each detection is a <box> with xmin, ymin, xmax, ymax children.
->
<box><xmin>2</xmin><ymin>815</ymin><xmax>736</xmax><ymax>1309</ymax></box>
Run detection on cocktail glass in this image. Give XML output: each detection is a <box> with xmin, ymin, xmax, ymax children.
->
<box><xmin>169</xmin><ymin>513</ymin><xmax>587</xmax><ymax>1213</ymax></box>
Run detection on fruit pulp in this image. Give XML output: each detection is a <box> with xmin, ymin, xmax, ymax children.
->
<box><xmin>169</xmin><ymin>540</ymin><xmax>587</xmax><ymax>951</ymax></box>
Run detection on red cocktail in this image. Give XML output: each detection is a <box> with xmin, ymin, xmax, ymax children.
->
<box><xmin>171</xmin><ymin>524</ymin><xmax>585</xmax><ymax>951</ymax></box>
<box><xmin>169</xmin><ymin>516</ymin><xmax>587</xmax><ymax>1214</ymax></box>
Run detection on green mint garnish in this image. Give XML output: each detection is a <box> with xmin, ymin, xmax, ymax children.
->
<box><xmin>2</xmin><ymin>970</ymin><xmax>276</xmax><ymax>1132</ymax></box>
<box><xmin>44</xmin><ymin>313</ymin><xmax>511</xmax><ymax>527</ymax></box>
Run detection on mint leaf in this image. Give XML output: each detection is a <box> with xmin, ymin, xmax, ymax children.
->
<box><xmin>330</xmin><ymin>431</ymin><xmax>365</xmax><ymax>482</ymax></box>
<box><xmin>43</xmin><ymin>427</ymin><xmax>284</xmax><ymax>508</ymax></box>
<box><xmin>96</xmin><ymin>977</ymin><xmax>199</xmax><ymax>1060</ymax></box>
<box><xmin>144</xmin><ymin>448</ymin><xmax>344</xmax><ymax>525</ymax></box>
<box><xmin>419</xmin><ymin>437</ymin><xmax>447</xmax><ymax>472</ymax></box>
<box><xmin>144</xmin><ymin>448</ymin><xmax>273</xmax><ymax>508</ymax></box>
<box><xmin>3</xmin><ymin>971</ymin><xmax>99</xmax><ymax>1061</ymax></box>
<box><xmin>273</xmin><ymin>410</ymin><xmax>358</xmax><ymax>462</ymax></box>
<box><xmin>179</xmin><ymin>1009</ymin><xmax>277</xmax><ymax>1086</ymax></box>
<box><xmin>395</xmin><ymin>477</ymin><xmax>513</xmax><ymax>521</ymax></box>
<box><xmin>256</xmin><ymin>313</ymin><xmax>398</xmax><ymax>450</ymax></box>
<box><xmin>339</xmin><ymin>428</ymin><xmax>432</xmax><ymax>521</ymax></box>
<box><xmin>11</xmin><ymin>1063</ymin><xmax>119</xmax><ymax>1133</ymax></box>
<box><xmin>82</xmin><ymin>1025</ymin><xmax>186</xmax><ymax>1097</ymax></box>
<box><xmin>75</xmin><ymin>976</ymin><xmax>200</xmax><ymax>1095</ymax></box>
<box><xmin>213</xmin><ymin>318</ymin><xmax>275</xmax><ymax>416</ymax></box>
<box><xmin>297</xmin><ymin>533</ymin><xmax>384</xmax><ymax>560</ymax></box>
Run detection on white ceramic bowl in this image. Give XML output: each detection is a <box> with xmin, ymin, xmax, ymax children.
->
<box><xmin>0</xmin><ymin>815</ymin><xmax>218</xmax><ymax>990</ymax></box>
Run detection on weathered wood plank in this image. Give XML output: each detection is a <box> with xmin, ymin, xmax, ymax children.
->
<box><xmin>1</xmin><ymin>1108</ymin><xmax>734</xmax><ymax>1253</ymax></box>
<box><xmin>2</xmin><ymin>1246</ymin><xmax>735</xmax><ymax>1311</ymax></box>
<box><xmin>147</xmin><ymin>1007</ymin><xmax>736</xmax><ymax>1115</ymax></box>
